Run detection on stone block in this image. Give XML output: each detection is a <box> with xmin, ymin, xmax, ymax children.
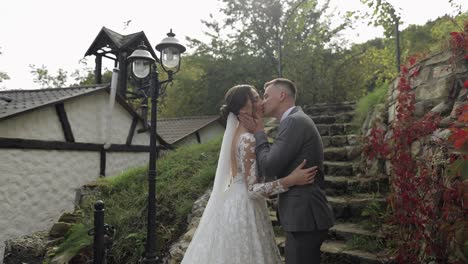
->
<box><xmin>411</xmin><ymin>66</ymin><xmax>431</xmax><ymax>87</ymax></box>
<box><xmin>411</xmin><ymin>140</ymin><xmax>421</xmax><ymax>158</ymax></box>
<box><xmin>424</xmin><ymin>51</ymin><xmax>452</xmax><ymax>66</ymax></box>
<box><xmin>57</xmin><ymin>211</ymin><xmax>82</xmax><ymax>224</ymax></box>
<box><xmin>347</xmin><ymin>135</ymin><xmax>361</xmax><ymax>146</ymax></box>
<box><xmin>388</xmin><ymin>103</ymin><xmax>396</xmax><ymax>123</ymax></box>
<box><xmin>453</xmin><ymin>61</ymin><xmax>468</xmax><ymax>74</ymax></box>
<box><xmin>430</xmin><ymin>101</ymin><xmax>453</xmax><ymax>116</ymax></box>
<box><xmin>432</xmin><ymin>64</ymin><xmax>453</xmax><ymax>79</ymax></box>
<box><xmin>322</xmin><ymin>136</ymin><xmax>331</xmax><ymax>147</ymax></box>
<box><xmin>389</xmin><ymin>88</ymin><xmax>400</xmax><ymax>103</ymax></box>
<box><xmin>456</xmin><ymin>87</ymin><xmax>467</xmax><ymax>101</ymax></box>
<box><xmin>450</xmin><ymin>101</ymin><xmax>466</xmax><ymax>119</ymax></box>
<box><xmin>415</xmin><ymin>78</ymin><xmax>451</xmax><ymax>102</ymax></box>
<box><xmin>3</xmin><ymin>231</ymin><xmax>48</xmax><ymax>264</ymax></box>
<box><xmin>414</xmin><ymin>100</ymin><xmax>442</xmax><ymax>118</ymax></box>
<box><xmin>49</xmin><ymin>222</ymin><xmax>72</xmax><ymax>238</ymax></box>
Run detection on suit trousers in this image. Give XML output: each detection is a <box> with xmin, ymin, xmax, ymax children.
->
<box><xmin>285</xmin><ymin>230</ymin><xmax>328</xmax><ymax>264</ymax></box>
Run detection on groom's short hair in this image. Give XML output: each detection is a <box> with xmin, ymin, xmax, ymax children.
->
<box><xmin>264</xmin><ymin>78</ymin><xmax>297</xmax><ymax>101</ymax></box>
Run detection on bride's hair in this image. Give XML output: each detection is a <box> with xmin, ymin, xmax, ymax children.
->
<box><xmin>220</xmin><ymin>84</ymin><xmax>256</xmax><ymax>125</ymax></box>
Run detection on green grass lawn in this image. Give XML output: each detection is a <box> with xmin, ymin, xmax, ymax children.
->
<box><xmin>49</xmin><ymin>137</ymin><xmax>221</xmax><ymax>263</ymax></box>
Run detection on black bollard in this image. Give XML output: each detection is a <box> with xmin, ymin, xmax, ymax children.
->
<box><xmin>94</xmin><ymin>200</ymin><xmax>105</xmax><ymax>264</ymax></box>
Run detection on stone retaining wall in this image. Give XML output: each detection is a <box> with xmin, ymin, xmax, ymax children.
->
<box><xmin>362</xmin><ymin>50</ymin><xmax>467</xmax><ymax>175</ymax></box>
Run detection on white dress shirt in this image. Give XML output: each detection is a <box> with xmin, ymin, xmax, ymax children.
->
<box><xmin>280</xmin><ymin>106</ymin><xmax>295</xmax><ymax>123</ymax></box>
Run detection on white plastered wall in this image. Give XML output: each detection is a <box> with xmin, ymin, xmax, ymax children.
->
<box><xmin>0</xmin><ymin>106</ymin><xmax>65</xmax><ymax>141</ymax></box>
<box><xmin>198</xmin><ymin>122</ymin><xmax>224</xmax><ymax>143</ymax></box>
<box><xmin>0</xmin><ymin>90</ymin><xmax>151</xmax><ymax>261</ymax></box>
<box><xmin>64</xmin><ymin>90</ymin><xmax>150</xmax><ymax>146</ymax></box>
<box><xmin>0</xmin><ymin>150</ymin><xmax>99</xmax><ymax>260</ymax></box>
<box><xmin>106</xmin><ymin>152</ymin><xmax>148</xmax><ymax>177</ymax></box>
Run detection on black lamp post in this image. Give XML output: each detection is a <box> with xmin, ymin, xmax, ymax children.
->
<box><xmin>127</xmin><ymin>29</ymin><xmax>186</xmax><ymax>264</ymax></box>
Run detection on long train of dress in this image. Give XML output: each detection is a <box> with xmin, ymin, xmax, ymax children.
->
<box><xmin>181</xmin><ymin>133</ymin><xmax>284</xmax><ymax>264</ymax></box>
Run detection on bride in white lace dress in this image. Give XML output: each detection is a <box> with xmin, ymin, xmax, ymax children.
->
<box><xmin>181</xmin><ymin>85</ymin><xmax>317</xmax><ymax>264</ymax></box>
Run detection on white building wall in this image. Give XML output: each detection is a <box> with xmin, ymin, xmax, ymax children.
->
<box><xmin>0</xmin><ymin>106</ymin><xmax>65</xmax><ymax>141</ymax></box>
<box><xmin>0</xmin><ymin>149</ymin><xmax>99</xmax><ymax>260</ymax></box>
<box><xmin>106</xmin><ymin>152</ymin><xmax>149</xmax><ymax>177</ymax></box>
<box><xmin>131</xmin><ymin>122</ymin><xmax>152</xmax><ymax>146</ymax></box>
<box><xmin>0</xmin><ymin>91</ymin><xmax>153</xmax><ymax>261</ymax></box>
<box><xmin>173</xmin><ymin>134</ymin><xmax>199</xmax><ymax>148</ymax></box>
<box><xmin>65</xmin><ymin>90</ymin><xmax>150</xmax><ymax>146</ymax></box>
<box><xmin>0</xmin><ymin>149</ymin><xmax>151</xmax><ymax>261</ymax></box>
<box><xmin>198</xmin><ymin>123</ymin><xmax>224</xmax><ymax>143</ymax></box>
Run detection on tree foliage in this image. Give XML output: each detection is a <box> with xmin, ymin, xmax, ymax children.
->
<box><xmin>29</xmin><ymin>64</ymin><xmax>68</xmax><ymax>88</ymax></box>
<box><xmin>0</xmin><ymin>47</ymin><xmax>10</xmax><ymax>88</ymax></box>
<box><xmin>29</xmin><ymin>58</ymin><xmax>112</xmax><ymax>89</ymax></box>
<box><xmin>161</xmin><ymin>0</ymin><xmax>355</xmax><ymax>117</ymax></box>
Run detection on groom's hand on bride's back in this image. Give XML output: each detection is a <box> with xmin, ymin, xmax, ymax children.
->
<box><xmin>239</xmin><ymin>112</ymin><xmax>264</xmax><ymax>133</ymax></box>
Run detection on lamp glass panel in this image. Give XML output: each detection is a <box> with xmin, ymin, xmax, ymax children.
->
<box><xmin>132</xmin><ymin>59</ymin><xmax>151</xmax><ymax>79</ymax></box>
<box><xmin>161</xmin><ymin>47</ymin><xmax>180</xmax><ymax>69</ymax></box>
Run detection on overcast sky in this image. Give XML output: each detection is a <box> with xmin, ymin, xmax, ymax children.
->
<box><xmin>0</xmin><ymin>0</ymin><xmax>466</xmax><ymax>90</ymax></box>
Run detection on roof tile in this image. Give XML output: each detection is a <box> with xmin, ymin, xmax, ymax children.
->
<box><xmin>157</xmin><ymin>116</ymin><xmax>221</xmax><ymax>144</ymax></box>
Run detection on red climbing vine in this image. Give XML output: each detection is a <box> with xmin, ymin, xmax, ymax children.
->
<box><xmin>363</xmin><ymin>23</ymin><xmax>467</xmax><ymax>263</ymax></box>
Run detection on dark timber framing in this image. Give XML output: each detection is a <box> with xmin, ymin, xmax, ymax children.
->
<box><xmin>100</xmin><ymin>148</ymin><xmax>106</xmax><ymax>177</ymax></box>
<box><xmin>126</xmin><ymin>117</ymin><xmax>139</xmax><ymax>146</ymax></box>
<box><xmin>55</xmin><ymin>103</ymin><xmax>75</xmax><ymax>142</ymax></box>
<box><xmin>0</xmin><ymin>137</ymin><xmax>169</xmax><ymax>178</ymax></box>
<box><xmin>195</xmin><ymin>131</ymin><xmax>201</xmax><ymax>144</ymax></box>
<box><xmin>0</xmin><ymin>137</ymin><xmax>165</xmax><ymax>152</ymax></box>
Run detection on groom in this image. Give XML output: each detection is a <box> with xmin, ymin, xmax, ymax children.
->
<box><xmin>240</xmin><ymin>78</ymin><xmax>334</xmax><ymax>264</ymax></box>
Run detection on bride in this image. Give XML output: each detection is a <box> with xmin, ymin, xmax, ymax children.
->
<box><xmin>181</xmin><ymin>85</ymin><xmax>317</xmax><ymax>264</ymax></box>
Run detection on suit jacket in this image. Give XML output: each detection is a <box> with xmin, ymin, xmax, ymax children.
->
<box><xmin>254</xmin><ymin>106</ymin><xmax>334</xmax><ymax>232</ymax></box>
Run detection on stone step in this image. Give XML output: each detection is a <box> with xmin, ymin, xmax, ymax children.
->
<box><xmin>324</xmin><ymin>176</ymin><xmax>390</xmax><ymax>196</ymax></box>
<box><xmin>310</xmin><ymin>112</ymin><xmax>355</xmax><ymax>125</ymax></box>
<box><xmin>304</xmin><ymin>102</ymin><xmax>356</xmax><ymax>116</ymax></box>
<box><xmin>324</xmin><ymin>146</ymin><xmax>362</xmax><ymax>162</ymax></box>
<box><xmin>328</xmin><ymin>195</ymin><xmax>386</xmax><ymax>220</ymax></box>
<box><xmin>317</xmin><ymin>123</ymin><xmax>355</xmax><ymax>136</ymax></box>
<box><xmin>275</xmin><ymin>237</ymin><xmax>391</xmax><ymax>264</ymax></box>
<box><xmin>322</xmin><ymin>135</ymin><xmax>361</xmax><ymax>148</ymax></box>
<box><xmin>275</xmin><ymin>235</ymin><xmax>286</xmax><ymax>256</ymax></box>
<box><xmin>269</xmin><ymin>193</ymin><xmax>386</xmax><ymax>222</ymax></box>
<box><xmin>324</xmin><ymin>161</ymin><xmax>360</xmax><ymax>176</ymax></box>
<box><xmin>269</xmin><ymin>210</ymin><xmax>280</xmax><ymax>226</ymax></box>
<box><xmin>321</xmin><ymin>241</ymin><xmax>393</xmax><ymax>264</ymax></box>
<box><xmin>329</xmin><ymin>223</ymin><xmax>384</xmax><ymax>242</ymax></box>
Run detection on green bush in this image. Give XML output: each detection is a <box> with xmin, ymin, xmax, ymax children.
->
<box><xmin>53</xmin><ymin>137</ymin><xmax>221</xmax><ymax>263</ymax></box>
<box><xmin>352</xmin><ymin>82</ymin><xmax>389</xmax><ymax>132</ymax></box>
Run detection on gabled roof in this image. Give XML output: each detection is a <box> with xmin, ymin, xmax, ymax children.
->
<box><xmin>157</xmin><ymin>116</ymin><xmax>221</xmax><ymax>144</ymax></box>
<box><xmin>0</xmin><ymin>85</ymin><xmax>172</xmax><ymax>146</ymax></box>
<box><xmin>0</xmin><ymin>85</ymin><xmax>109</xmax><ymax>121</ymax></box>
<box><xmin>84</xmin><ymin>27</ymin><xmax>158</xmax><ymax>60</ymax></box>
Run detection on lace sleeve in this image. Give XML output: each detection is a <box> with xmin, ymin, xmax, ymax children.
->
<box><xmin>239</xmin><ymin>134</ymin><xmax>288</xmax><ymax>198</ymax></box>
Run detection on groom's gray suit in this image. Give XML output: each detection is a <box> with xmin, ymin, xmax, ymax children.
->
<box><xmin>254</xmin><ymin>106</ymin><xmax>334</xmax><ymax>264</ymax></box>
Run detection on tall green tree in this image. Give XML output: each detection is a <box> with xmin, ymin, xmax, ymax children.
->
<box><xmin>29</xmin><ymin>58</ymin><xmax>112</xmax><ymax>89</ymax></box>
<box><xmin>172</xmin><ymin>0</ymin><xmax>355</xmax><ymax>112</ymax></box>
<box><xmin>29</xmin><ymin>64</ymin><xmax>68</xmax><ymax>88</ymax></box>
<box><xmin>0</xmin><ymin>47</ymin><xmax>10</xmax><ymax>89</ymax></box>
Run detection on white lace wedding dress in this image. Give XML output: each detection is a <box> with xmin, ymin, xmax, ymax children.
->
<box><xmin>181</xmin><ymin>113</ymin><xmax>287</xmax><ymax>264</ymax></box>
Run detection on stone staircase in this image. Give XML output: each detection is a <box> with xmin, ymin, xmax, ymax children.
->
<box><xmin>269</xmin><ymin>102</ymin><xmax>393</xmax><ymax>264</ymax></box>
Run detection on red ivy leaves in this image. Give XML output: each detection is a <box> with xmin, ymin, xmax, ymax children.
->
<box><xmin>450</xmin><ymin>31</ymin><xmax>468</xmax><ymax>51</ymax></box>
<box><xmin>362</xmin><ymin>27</ymin><xmax>468</xmax><ymax>263</ymax></box>
<box><xmin>449</xmin><ymin>105</ymin><xmax>468</xmax><ymax>150</ymax></box>
<box><xmin>449</xmin><ymin>128</ymin><xmax>468</xmax><ymax>149</ymax></box>
<box><xmin>456</xmin><ymin>105</ymin><xmax>468</xmax><ymax>122</ymax></box>
<box><xmin>363</xmin><ymin>128</ymin><xmax>388</xmax><ymax>159</ymax></box>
